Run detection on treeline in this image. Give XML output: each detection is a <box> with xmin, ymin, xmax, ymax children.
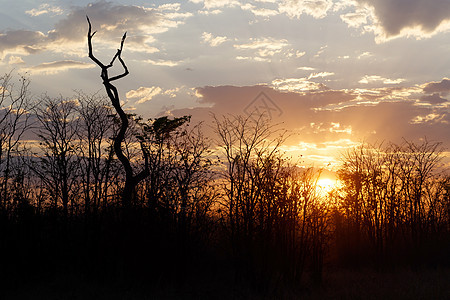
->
<box><xmin>336</xmin><ymin>141</ymin><xmax>450</xmax><ymax>268</ymax></box>
<box><xmin>1</xmin><ymin>73</ymin><xmax>449</xmax><ymax>296</ymax></box>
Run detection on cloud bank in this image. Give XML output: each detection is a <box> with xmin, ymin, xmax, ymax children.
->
<box><xmin>342</xmin><ymin>0</ymin><xmax>450</xmax><ymax>42</ymax></box>
<box><xmin>0</xmin><ymin>2</ymin><xmax>191</xmax><ymax>60</ymax></box>
<box><xmin>169</xmin><ymin>78</ymin><xmax>449</xmax><ymax>166</ymax></box>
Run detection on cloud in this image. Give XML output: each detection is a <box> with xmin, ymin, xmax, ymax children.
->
<box><xmin>8</xmin><ymin>56</ymin><xmax>25</xmax><ymax>65</ymax></box>
<box><xmin>126</xmin><ymin>86</ymin><xmax>163</xmax><ymax>104</ymax></box>
<box><xmin>271</xmin><ymin>78</ymin><xmax>329</xmax><ymax>92</ymax></box>
<box><xmin>346</xmin><ymin>0</ymin><xmax>450</xmax><ymax>41</ymax></box>
<box><xmin>308</xmin><ymin>72</ymin><xmax>334</xmax><ymax>79</ymax></box>
<box><xmin>420</xmin><ymin>93</ymin><xmax>448</xmax><ymax>104</ymax></box>
<box><xmin>0</xmin><ymin>30</ymin><xmax>47</xmax><ymax>59</ymax></box>
<box><xmin>235</xmin><ymin>38</ymin><xmax>289</xmax><ymax>51</ymax></box>
<box><xmin>162</xmin><ymin>87</ymin><xmax>183</xmax><ymax>98</ymax></box>
<box><xmin>51</xmin><ymin>2</ymin><xmax>185</xmax><ymax>40</ymax></box>
<box><xmin>240</xmin><ymin>3</ymin><xmax>279</xmax><ymax>17</ymax></box>
<box><xmin>165</xmin><ymin>79</ymin><xmax>449</xmax><ymax>166</ymax></box>
<box><xmin>236</xmin><ymin>56</ymin><xmax>270</xmax><ymax>62</ymax></box>
<box><xmin>361</xmin><ymin>0</ymin><xmax>450</xmax><ymax>34</ymax></box>
<box><xmin>357</xmin><ymin>51</ymin><xmax>372</xmax><ymax>59</ymax></box>
<box><xmin>340</xmin><ymin>10</ymin><xmax>368</xmax><ymax>28</ymax></box>
<box><xmin>190</xmin><ymin>0</ymin><xmax>239</xmax><ymax>9</ymax></box>
<box><xmin>234</xmin><ymin>37</ymin><xmax>289</xmax><ymax>60</ymax></box>
<box><xmin>359</xmin><ymin>75</ymin><xmax>405</xmax><ymax>85</ymax></box>
<box><xmin>295</xmin><ymin>51</ymin><xmax>306</xmax><ymax>57</ymax></box>
<box><xmin>202</xmin><ymin>32</ymin><xmax>228</xmax><ymax>47</ymax></box>
<box><xmin>279</xmin><ymin>0</ymin><xmax>333</xmax><ymax>19</ymax></box>
<box><xmin>298</xmin><ymin>66</ymin><xmax>316</xmax><ymax>71</ymax></box>
<box><xmin>411</xmin><ymin>113</ymin><xmax>447</xmax><ymax>125</ymax></box>
<box><xmin>145</xmin><ymin>59</ymin><xmax>180</xmax><ymax>67</ymax></box>
<box><xmin>21</xmin><ymin>60</ymin><xmax>95</xmax><ymax>75</ymax></box>
<box><xmin>173</xmin><ymin>81</ymin><xmax>449</xmax><ymax>140</ymax></box>
<box><xmin>0</xmin><ymin>2</ymin><xmax>192</xmax><ymax>59</ymax></box>
<box><xmin>26</xmin><ymin>4</ymin><xmax>63</xmax><ymax>16</ymax></box>
<box><xmin>423</xmin><ymin>78</ymin><xmax>450</xmax><ymax>95</ymax></box>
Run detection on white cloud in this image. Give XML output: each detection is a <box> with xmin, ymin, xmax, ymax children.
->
<box><xmin>357</xmin><ymin>51</ymin><xmax>372</xmax><ymax>59</ymax></box>
<box><xmin>235</xmin><ymin>38</ymin><xmax>288</xmax><ymax>50</ymax></box>
<box><xmin>234</xmin><ymin>37</ymin><xmax>289</xmax><ymax>59</ymax></box>
<box><xmin>298</xmin><ymin>66</ymin><xmax>316</xmax><ymax>71</ymax></box>
<box><xmin>157</xmin><ymin>3</ymin><xmax>182</xmax><ymax>11</ymax></box>
<box><xmin>333</xmin><ymin>0</ymin><xmax>357</xmax><ymax>12</ymax></box>
<box><xmin>271</xmin><ymin>78</ymin><xmax>328</xmax><ymax>92</ymax></box>
<box><xmin>26</xmin><ymin>4</ymin><xmax>63</xmax><ymax>17</ymax></box>
<box><xmin>190</xmin><ymin>0</ymin><xmax>239</xmax><ymax>9</ymax></box>
<box><xmin>241</xmin><ymin>3</ymin><xmax>279</xmax><ymax>17</ymax></box>
<box><xmin>359</xmin><ymin>75</ymin><xmax>405</xmax><ymax>85</ymax></box>
<box><xmin>163</xmin><ymin>87</ymin><xmax>183</xmax><ymax>98</ymax></box>
<box><xmin>198</xmin><ymin>9</ymin><xmax>223</xmax><ymax>15</ymax></box>
<box><xmin>8</xmin><ymin>56</ymin><xmax>24</xmax><ymax>65</ymax></box>
<box><xmin>236</xmin><ymin>56</ymin><xmax>271</xmax><ymax>62</ymax></box>
<box><xmin>145</xmin><ymin>59</ymin><xmax>180</xmax><ymax>67</ymax></box>
<box><xmin>340</xmin><ymin>10</ymin><xmax>368</xmax><ymax>28</ymax></box>
<box><xmin>308</xmin><ymin>72</ymin><xmax>334</xmax><ymax>79</ymax></box>
<box><xmin>202</xmin><ymin>32</ymin><xmax>228</xmax><ymax>47</ymax></box>
<box><xmin>126</xmin><ymin>86</ymin><xmax>163</xmax><ymax>104</ymax></box>
<box><xmin>279</xmin><ymin>0</ymin><xmax>334</xmax><ymax>19</ymax></box>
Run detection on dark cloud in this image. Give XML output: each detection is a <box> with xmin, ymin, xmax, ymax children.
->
<box><xmin>48</xmin><ymin>2</ymin><xmax>160</xmax><ymax>42</ymax></box>
<box><xmin>171</xmin><ymin>83</ymin><xmax>449</xmax><ymax>149</ymax></box>
<box><xmin>357</xmin><ymin>0</ymin><xmax>450</xmax><ymax>36</ymax></box>
<box><xmin>423</xmin><ymin>78</ymin><xmax>450</xmax><ymax>95</ymax></box>
<box><xmin>194</xmin><ymin>85</ymin><xmax>355</xmax><ymax>114</ymax></box>
<box><xmin>420</xmin><ymin>93</ymin><xmax>448</xmax><ymax>104</ymax></box>
<box><xmin>0</xmin><ymin>30</ymin><xmax>47</xmax><ymax>57</ymax></box>
<box><xmin>0</xmin><ymin>2</ymin><xmax>186</xmax><ymax>58</ymax></box>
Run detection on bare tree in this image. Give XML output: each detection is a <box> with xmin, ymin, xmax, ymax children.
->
<box><xmin>75</xmin><ymin>92</ymin><xmax>116</xmax><ymax>218</ymax></box>
<box><xmin>87</xmin><ymin>16</ymin><xmax>149</xmax><ymax>208</ymax></box>
<box><xmin>0</xmin><ymin>72</ymin><xmax>33</xmax><ymax>215</ymax></box>
<box><xmin>335</xmin><ymin>140</ymin><xmax>447</xmax><ymax>266</ymax></box>
<box><xmin>170</xmin><ymin>121</ymin><xmax>217</xmax><ymax>238</ymax></box>
<box><xmin>34</xmin><ymin>97</ymin><xmax>80</xmax><ymax>221</ymax></box>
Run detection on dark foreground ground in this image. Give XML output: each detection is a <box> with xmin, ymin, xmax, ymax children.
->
<box><xmin>3</xmin><ymin>267</ymin><xmax>450</xmax><ymax>299</ymax></box>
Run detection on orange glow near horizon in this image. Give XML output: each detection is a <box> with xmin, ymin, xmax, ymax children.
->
<box><xmin>316</xmin><ymin>177</ymin><xmax>338</xmax><ymax>196</ymax></box>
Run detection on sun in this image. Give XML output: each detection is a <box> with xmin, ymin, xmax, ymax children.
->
<box><xmin>316</xmin><ymin>177</ymin><xmax>338</xmax><ymax>195</ymax></box>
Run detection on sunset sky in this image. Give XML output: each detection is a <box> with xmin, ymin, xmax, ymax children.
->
<box><xmin>1</xmin><ymin>0</ymin><xmax>449</xmax><ymax>168</ymax></box>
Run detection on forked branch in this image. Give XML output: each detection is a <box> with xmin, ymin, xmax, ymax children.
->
<box><xmin>86</xmin><ymin>16</ymin><xmax>149</xmax><ymax>207</ymax></box>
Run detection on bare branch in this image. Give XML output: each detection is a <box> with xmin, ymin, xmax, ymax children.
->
<box><xmin>86</xmin><ymin>17</ymin><xmax>149</xmax><ymax>207</ymax></box>
<box><xmin>109</xmin><ymin>55</ymin><xmax>129</xmax><ymax>82</ymax></box>
<box><xmin>86</xmin><ymin>16</ymin><xmax>104</xmax><ymax>68</ymax></box>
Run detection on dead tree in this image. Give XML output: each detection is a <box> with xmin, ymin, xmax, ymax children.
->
<box><xmin>87</xmin><ymin>16</ymin><xmax>149</xmax><ymax>208</ymax></box>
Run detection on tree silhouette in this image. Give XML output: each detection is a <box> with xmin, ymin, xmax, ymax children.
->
<box><xmin>0</xmin><ymin>73</ymin><xmax>33</xmax><ymax>216</ymax></box>
<box><xmin>75</xmin><ymin>92</ymin><xmax>116</xmax><ymax>219</ymax></box>
<box><xmin>87</xmin><ymin>17</ymin><xmax>149</xmax><ymax>208</ymax></box>
<box><xmin>34</xmin><ymin>97</ymin><xmax>80</xmax><ymax>221</ymax></box>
